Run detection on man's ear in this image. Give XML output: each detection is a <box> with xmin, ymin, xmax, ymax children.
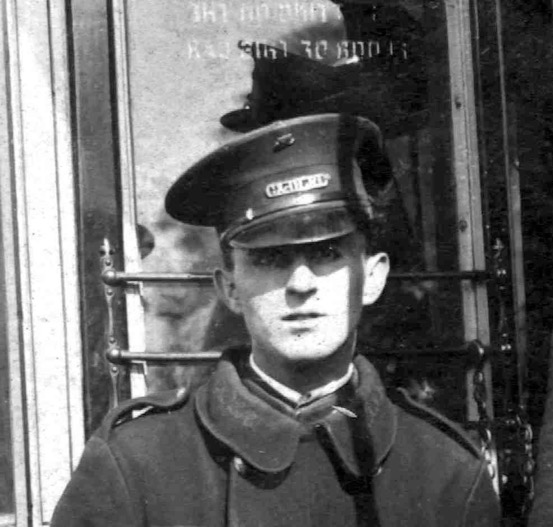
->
<box><xmin>214</xmin><ymin>268</ymin><xmax>242</xmax><ymax>315</ymax></box>
<box><xmin>362</xmin><ymin>252</ymin><xmax>390</xmax><ymax>306</ymax></box>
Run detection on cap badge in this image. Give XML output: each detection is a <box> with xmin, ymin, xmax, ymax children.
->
<box><xmin>265</xmin><ymin>173</ymin><xmax>331</xmax><ymax>199</ymax></box>
<box><xmin>273</xmin><ymin>133</ymin><xmax>295</xmax><ymax>152</ymax></box>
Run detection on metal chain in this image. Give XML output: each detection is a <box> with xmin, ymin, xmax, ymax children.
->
<box><xmin>492</xmin><ymin>238</ymin><xmax>535</xmax><ymax>514</ymax></box>
<box><xmin>471</xmin><ymin>340</ymin><xmax>496</xmax><ymax>479</ymax></box>
<box><xmin>519</xmin><ymin>410</ymin><xmax>535</xmax><ymax>514</ymax></box>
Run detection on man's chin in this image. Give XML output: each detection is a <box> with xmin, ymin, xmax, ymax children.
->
<box><xmin>278</xmin><ymin>346</ymin><xmax>346</xmax><ymax>366</ymax></box>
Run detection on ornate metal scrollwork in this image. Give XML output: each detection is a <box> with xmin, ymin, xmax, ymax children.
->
<box><xmin>100</xmin><ymin>239</ymin><xmax>123</xmax><ymax>408</ymax></box>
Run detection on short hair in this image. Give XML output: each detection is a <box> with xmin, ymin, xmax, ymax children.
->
<box><xmin>220</xmin><ymin>240</ymin><xmax>235</xmax><ymax>270</ymax></box>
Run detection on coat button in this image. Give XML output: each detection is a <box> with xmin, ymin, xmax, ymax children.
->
<box><xmin>233</xmin><ymin>456</ymin><xmax>247</xmax><ymax>475</ymax></box>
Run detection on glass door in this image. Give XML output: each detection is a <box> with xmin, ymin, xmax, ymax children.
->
<box><xmin>105</xmin><ymin>0</ymin><xmax>491</xmax><ymax>429</ymax></box>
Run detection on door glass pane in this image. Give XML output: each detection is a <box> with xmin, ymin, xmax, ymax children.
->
<box><xmin>123</xmin><ymin>0</ymin><xmax>475</xmax><ymax>422</ymax></box>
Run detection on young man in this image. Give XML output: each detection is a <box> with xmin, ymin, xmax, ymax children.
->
<box><xmin>51</xmin><ymin>114</ymin><xmax>500</xmax><ymax>526</ymax></box>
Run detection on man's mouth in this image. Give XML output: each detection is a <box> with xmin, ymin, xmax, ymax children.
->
<box><xmin>282</xmin><ymin>313</ymin><xmax>322</xmax><ymax>321</ymax></box>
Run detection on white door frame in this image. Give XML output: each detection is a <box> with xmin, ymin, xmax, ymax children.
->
<box><xmin>0</xmin><ymin>0</ymin><xmax>85</xmax><ymax>524</ymax></box>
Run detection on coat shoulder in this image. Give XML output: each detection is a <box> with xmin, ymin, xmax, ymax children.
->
<box><xmin>95</xmin><ymin>387</ymin><xmax>191</xmax><ymax>441</ymax></box>
<box><xmin>390</xmin><ymin>387</ymin><xmax>482</xmax><ymax>460</ymax></box>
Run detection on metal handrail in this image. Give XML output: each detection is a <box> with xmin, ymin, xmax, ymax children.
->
<box><xmin>391</xmin><ymin>270</ymin><xmax>490</xmax><ymax>280</ymax></box>
<box><xmin>106</xmin><ymin>348</ymin><xmax>222</xmax><ymax>364</ymax></box>
<box><xmin>106</xmin><ymin>341</ymin><xmax>488</xmax><ymax>365</ymax></box>
<box><xmin>102</xmin><ymin>269</ymin><xmax>213</xmax><ymax>286</ymax></box>
<box><xmin>102</xmin><ymin>268</ymin><xmax>491</xmax><ymax>286</ymax></box>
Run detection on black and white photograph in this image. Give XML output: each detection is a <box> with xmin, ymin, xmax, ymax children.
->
<box><xmin>1</xmin><ymin>1</ymin><xmax>553</xmax><ymax>525</ymax></box>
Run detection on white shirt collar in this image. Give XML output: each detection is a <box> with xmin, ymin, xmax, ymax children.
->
<box><xmin>249</xmin><ymin>354</ymin><xmax>354</xmax><ymax>406</ymax></box>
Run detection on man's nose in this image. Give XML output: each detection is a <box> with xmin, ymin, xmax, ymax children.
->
<box><xmin>285</xmin><ymin>259</ymin><xmax>317</xmax><ymax>295</ymax></box>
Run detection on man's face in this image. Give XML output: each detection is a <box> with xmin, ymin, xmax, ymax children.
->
<box><xmin>216</xmin><ymin>231</ymin><xmax>389</xmax><ymax>371</ymax></box>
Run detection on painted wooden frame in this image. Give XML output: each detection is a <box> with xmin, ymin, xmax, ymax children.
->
<box><xmin>0</xmin><ymin>0</ymin><xmax>84</xmax><ymax>524</ymax></box>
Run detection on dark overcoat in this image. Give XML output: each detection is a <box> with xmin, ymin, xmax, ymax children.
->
<box><xmin>51</xmin><ymin>350</ymin><xmax>500</xmax><ymax>527</ymax></box>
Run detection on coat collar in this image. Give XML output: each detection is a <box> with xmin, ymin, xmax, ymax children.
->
<box><xmin>194</xmin><ymin>349</ymin><xmax>397</xmax><ymax>478</ymax></box>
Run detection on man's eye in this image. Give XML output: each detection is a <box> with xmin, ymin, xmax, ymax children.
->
<box><xmin>248</xmin><ymin>248</ymin><xmax>292</xmax><ymax>268</ymax></box>
<box><xmin>308</xmin><ymin>242</ymin><xmax>343</xmax><ymax>263</ymax></box>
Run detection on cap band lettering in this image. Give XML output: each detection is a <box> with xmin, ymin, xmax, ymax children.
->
<box><xmin>265</xmin><ymin>173</ymin><xmax>331</xmax><ymax>199</ymax></box>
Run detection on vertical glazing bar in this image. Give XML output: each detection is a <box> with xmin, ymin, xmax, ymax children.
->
<box><xmin>3</xmin><ymin>0</ymin><xmax>40</xmax><ymax>523</ymax></box>
<box><xmin>445</xmin><ymin>0</ymin><xmax>497</xmax><ymax>490</ymax></box>
<box><xmin>0</xmin><ymin>1</ymin><xmax>28</xmax><ymax>523</ymax></box>
<box><xmin>111</xmin><ymin>0</ymin><xmax>147</xmax><ymax>398</ymax></box>
<box><xmin>495</xmin><ymin>0</ymin><xmax>527</xmax><ymax>407</ymax></box>
<box><xmin>445</xmin><ymin>0</ymin><xmax>491</xmax><ymax>413</ymax></box>
<box><xmin>49</xmin><ymin>0</ymin><xmax>86</xmax><ymax>476</ymax></box>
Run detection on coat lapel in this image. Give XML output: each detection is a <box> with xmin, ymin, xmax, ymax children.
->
<box><xmin>194</xmin><ymin>349</ymin><xmax>397</xmax><ymax>478</ymax></box>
